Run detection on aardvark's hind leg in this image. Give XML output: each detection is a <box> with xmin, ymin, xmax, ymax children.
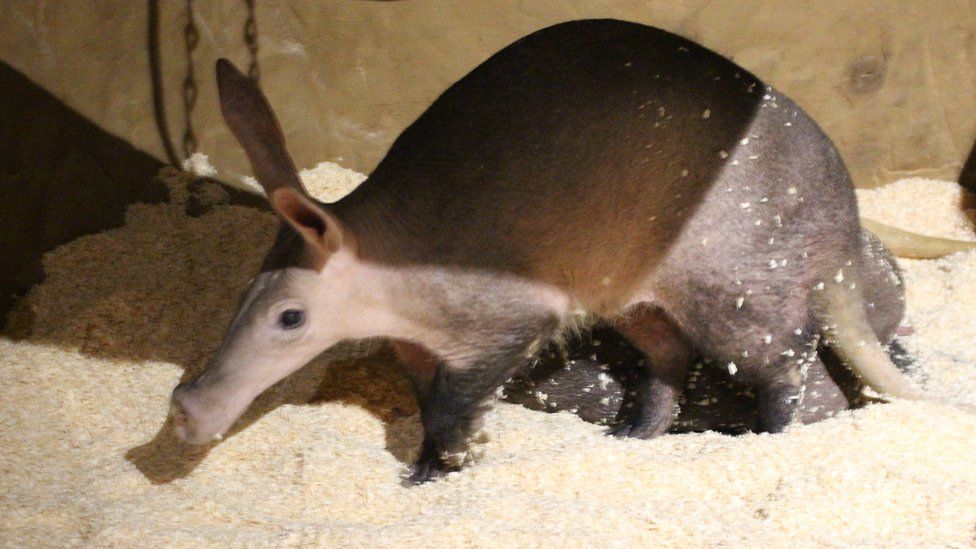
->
<box><xmin>609</xmin><ymin>304</ymin><xmax>694</xmax><ymax>439</ymax></box>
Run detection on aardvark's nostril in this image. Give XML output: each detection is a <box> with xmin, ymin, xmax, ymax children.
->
<box><xmin>172</xmin><ymin>409</ymin><xmax>188</xmax><ymax>429</ymax></box>
<box><xmin>170</xmin><ymin>386</ymin><xmax>200</xmax><ymax>442</ymax></box>
<box><xmin>169</xmin><ymin>384</ymin><xmax>227</xmax><ymax>444</ymax></box>
<box><xmin>169</xmin><ymin>399</ymin><xmax>194</xmax><ymax>441</ymax></box>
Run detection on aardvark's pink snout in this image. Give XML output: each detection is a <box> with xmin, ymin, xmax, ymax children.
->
<box><xmin>170</xmin><ymin>382</ymin><xmax>234</xmax><ymax>445</ymax></box>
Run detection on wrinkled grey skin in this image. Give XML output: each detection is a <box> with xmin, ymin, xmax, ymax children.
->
<box><xmin>504</xmin><ymin>230</ymin><xmax>909</xmax><ymax>432</ymax></box>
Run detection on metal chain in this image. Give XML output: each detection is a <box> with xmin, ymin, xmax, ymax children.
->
<box><xmin>244</xmin><ymin>0</ymin><xmax>260</xmax><ymax>82</ymax></box>
<box><xmin>180</xmin><ymin>0</ymin><xmax>258</xmax><ymax>160</ymax></box>
<box><xmin>181</xmin><ymin>0</ymin><xmax>199</xmax><ymax>159</ymax></box>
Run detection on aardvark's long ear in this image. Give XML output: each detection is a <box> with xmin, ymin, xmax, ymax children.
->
<box><xmin>216</xmin><ymin>58</ymin><xmax>344</xmax><ymax>256</ymax></box>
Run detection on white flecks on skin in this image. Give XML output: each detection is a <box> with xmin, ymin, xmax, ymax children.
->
<box><xmin>534</xmin><ymin>391</ymin><xmax>548</xmax><ymax>405</ymax></box>
<box><xmin>740</xmin><ymin>202</ymin><xmax>751</xmax><ymax>209</ymax></box>
<box><xmin>597</xmin><ymin>373</ymin><xmax>611</xmax><ymax>390</ymax></box>
<box><xmin>794</xmin><ymin>328</ymin><xmax>803</xmax><ymax>335</ymax></box>
<box><xmin>834</xmin><ymin>269</ymin><xmax>845</xmax><ymax>283</ymax></box>
<box><xmin>702</xmin><ymin>109</ymin><xmax>711</xmax><ymax>119</ymax></box>
<box><xmin>784</xmin><ymin>122</ymin><xmax>792</xmax><ymax>127</ymax></box>
<box><xmin>732</xmin><ymin>160</ymin><xmax>740</xmax><ymax>166</ymax></box>
<box><xmin>763</xmin><ymin>334</ymin><xmax>773</xmax><ymax>345</ymax></box>
<box><xmin>760</xmin><ymin>197</ymin><xmax>769</xmax><ymax>203</ymax></box>
<box><xmin>727</xmin><ymin>362</ymin><xmax>738</xmax><ymax>375</ymax></box>
<box><xmin>681</xmin><ymin>169</ymin><xmax>689</xmax><ymax>177</ymax></box>
<box><xmin>754</xmin><ymin>220</ymin><xmax>762</xmax><ymax>226</ymax></box>
<box><xmin>719</xmin><ymin>150</ymin><xmax>729</xmax><ymax>159</ymax></box>
<box><xmin>600</xmin><ymin>397</ymin><xmax>611</xmax><ymax>406</ymax></box>
<box><xmin>740</xmin><ymin>137</ymin><xmax>750</xmax><ymax>145</ymax></box>
<box><xmin>768</xmin><ymin>259</ymin><xmax>779</xmax><ymax>269</ymax></box>
<box><xmin>768</xmin><ymin>237</ymin><xmax>776</xmax><ymax>245</ymax></box>
<box><xmin>787</xmin><ymin>187</ymin><xmax>798</xmax><ymax>195</ymax></box>
<box><xmin>601</xmin><ymin>276</ymin><xmax>612</xmax><ymax>286</ymax></box>
<box><xmin>735</xmin><ymin>296</ymin><xmax>745</xmax><ymax>309</ymax></box>
<box><xmin>782</xmin><ymin>349</ymin><xmax>795</xmax><ymax>357</ymax></box>
<box><xmin>748</xmin><ymin>155</ymin><xmax>760</xmax><ymax>160</ymax></box>
<box><xmin>747</xmin><ymin>82</ymin><xmax>756</xmax><ymax>93</ymax></box>
<box><xmin>701</xmin><ymin>237</ymin><xmax>709</xmax><ymax>246</ymax></box>
<box><xmin>773</xmin><ymin>215</ymin><xmax>782</xmax><ymax>227</ymax></box>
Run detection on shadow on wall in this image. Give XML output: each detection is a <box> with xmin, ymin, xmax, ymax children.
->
<box><xmin>958</xmin><ymin>143</ymin><xmax>976</xmax><ymax>195</ymax></box>
<box><xmin>0</xmin><ymin>61</ymin><xmax>169</xmax><ymax>323</ymax></box>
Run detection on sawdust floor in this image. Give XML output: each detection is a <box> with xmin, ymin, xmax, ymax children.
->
<box><xmin>2</xmin><ymin>165</ymin><xmax>975</xmax><ymax>547</ymax></box>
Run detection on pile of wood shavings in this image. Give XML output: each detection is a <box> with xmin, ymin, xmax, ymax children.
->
<box><xmin>2</xmin><ymin>167</ymin><xmax>975</xmax><ymax>546</ymax></box>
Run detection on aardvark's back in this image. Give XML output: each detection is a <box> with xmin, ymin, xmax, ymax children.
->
<box><xmin>336</xmin><ymin>19</ymin><xmax>804</xmax><ymax>301</ymax></box>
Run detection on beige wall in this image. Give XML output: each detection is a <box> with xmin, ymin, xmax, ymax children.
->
<box><xmin>3</xmin><ymin>0</ymin><xmax>975</xmax><ymax>188</ymax></box>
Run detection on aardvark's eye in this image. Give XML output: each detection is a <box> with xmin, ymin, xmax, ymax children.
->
<box><xmin>279</xmin><ymin>309</ymin><xmax>305</xmax><ymax>329</ymax></box>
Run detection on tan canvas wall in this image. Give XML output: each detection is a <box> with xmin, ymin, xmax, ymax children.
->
<box><xmin>3</xmin><ymin>0</ymin><xmax>975</xmax><ymax>189</ymax></box>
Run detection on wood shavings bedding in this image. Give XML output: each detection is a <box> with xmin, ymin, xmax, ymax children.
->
<box><xmin>2</xmin><ymin>168</ymin><xmax>975</xmax><ymax>546</ymax></box>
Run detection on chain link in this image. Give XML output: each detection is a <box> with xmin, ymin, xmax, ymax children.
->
<box><xmin>181</xmin><ymin>0</ymin><xmax>258</xmax><ymax>160</ymax></box>
<box><xmin>181</xmin><ymin>0</ymin><xmax>199</xmax><ymax>159</ymax></box>
<box><xmin>244</xmin><ymin>0</ymin><xmax>260</xmax><ymax>82</ymax></box>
